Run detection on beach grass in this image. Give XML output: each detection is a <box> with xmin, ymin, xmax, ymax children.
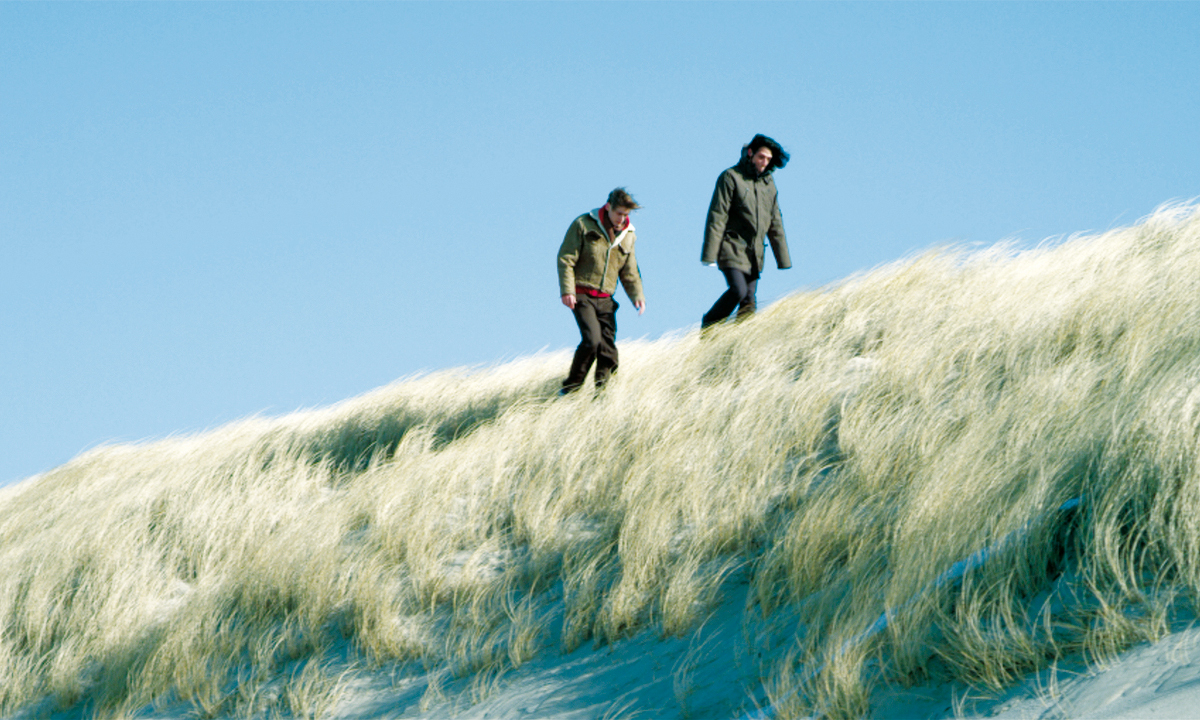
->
<box><xmin>3</xmin><ymin>203</ymin><xmax>1200</xmax><ymax>718</ymax></box>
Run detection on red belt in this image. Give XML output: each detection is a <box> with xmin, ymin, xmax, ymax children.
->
<box><xmin>575</xmin><ymin>285</ymin><xmax>612</xmax><ymax>298</ymax></box>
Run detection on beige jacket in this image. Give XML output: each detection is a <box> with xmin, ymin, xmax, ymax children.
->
<box><xmin>557</xmin><ymin>209</ymin><xmax>645</xmax><ymax>303</ymax></box>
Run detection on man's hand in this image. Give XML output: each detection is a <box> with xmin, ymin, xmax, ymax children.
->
<box><xmin>561</xmin><ymin>294</ymin><xmax>576</xmax><ymax>309</ymax></box>
<box><xmin>635</xmin><ymin>300</ymin><xmax>646</xmax><ymax>315</ymax></box>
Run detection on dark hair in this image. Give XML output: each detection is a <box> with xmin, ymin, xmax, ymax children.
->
<box><xmin>607</xmin><ymin>187</ymin><xmax>640</xmax><ymax>210</ymax></box>
<box><xmin>746</xmin><ymin>134</ymin><xmax>789</xmax><ymax>170</ymax></box>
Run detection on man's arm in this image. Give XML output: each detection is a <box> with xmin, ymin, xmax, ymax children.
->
<box><xmin>557</xmin><ymin>218</ymin><xmax>582</xmax><ymax>301</ymax></box>
<box><xmin>701</xmin><ymin>171</ymin><xmax>734</xmax><ymax>265</ymax></box>
<box><xmin>618</xmin><ymin>241</ymin><xmax>646</xmax><ymax>315</ymax></box>
<box><xmin>766</xmin><ymin>192</ymin><xmax>791</xmax><ymax>270</ymax></box>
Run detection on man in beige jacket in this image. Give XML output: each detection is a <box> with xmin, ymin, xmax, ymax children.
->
<box><xmin>556</xmin><ymin>187</ymin><xmax>646</xmax><ymax>394</ymax></box>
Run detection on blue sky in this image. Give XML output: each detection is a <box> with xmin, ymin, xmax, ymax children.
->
<box><xmin>2</xmin><ymin>2</ymin><xmax>1198</xmax><ymax>486</ymax></box>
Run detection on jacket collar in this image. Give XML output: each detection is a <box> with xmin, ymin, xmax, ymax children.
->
<box><xmin>736</xmin><ymin>155</ymin><xmax>771</xmax><ymax>180</ymax></box>
<box><xmin>588</xmin><ymin>207</ymin><xmax>634</xmax><ymax>247</ymax></box>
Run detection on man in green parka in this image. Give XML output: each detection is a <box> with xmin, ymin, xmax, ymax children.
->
<box><xmin>700</xmin><ymin>134</ymin><xmax>792</xmax><ymax>329</ymax></box>
<box><xmin>556</xmin><ymin>187</ymin><xmax>646</xmax><ymax>394</ymax></box>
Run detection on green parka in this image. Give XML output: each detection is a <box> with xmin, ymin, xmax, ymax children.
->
<box><xmin>557</xmin><ymin>209</ymin><xmax>645</xmax><ymax>303</ymax></box>
<box><xmin>701</xmin><ymin>156</ymin><xmax>791</xmax><ymax>274</ymax></box>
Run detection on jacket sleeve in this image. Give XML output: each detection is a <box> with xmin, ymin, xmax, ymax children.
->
<box><xmin>701</xmin><ymin>170</ymin><xmax>734</xmax><ymax>265</ymax></box>
<box><xmin>618</xmin><ymin>237</ymin><xmax>645</xmax><ymax>304</ymax></box>
<box><xmin>766</xmin><ymin>191</ymin><xmax>791</xmax><ymax>270</ymax></box>
<box><xmin>557</xmin><ymin>218</ymin><xmax>582</xmax><ymax>296</ymax></box>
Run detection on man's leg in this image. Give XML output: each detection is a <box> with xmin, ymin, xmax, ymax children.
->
<box><xmin>592</xmin><ymin>297</ymin><xmax>619</xmax><ymax>388</ymax></box>
<box><xmin>735</xmin><ymin>274</ymin><xmax>759</xmax><ymax>321</ymax></box>
<box><xmin>702</xmin><ymin>268</ymin><xmax>751</xmax><ymax>328</ymax></box>
<box><xmin>563</xmin><ymin>296</ymin><xmax>603</xmax><ymax>393</ymax></box>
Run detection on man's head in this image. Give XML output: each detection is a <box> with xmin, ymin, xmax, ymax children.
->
<box><xmin>745</xmin><ymin>134</ymin><xmax>789</xmax><ymax>174</ymax></box>
<box><xmin>606</xmin><ymin>187</ymin><xmax>639</xmax><ymax>228</ymax></box>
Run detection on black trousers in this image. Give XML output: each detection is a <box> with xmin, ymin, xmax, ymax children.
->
<box><xmin>563</xmin><ymin>294</ymin><xmax>619</xmax><ymax>391</ymax></box>
<box><xmin>702</xmin><ymin>267</ymin><xmax>759</xmax><ymax>328</ymax></box>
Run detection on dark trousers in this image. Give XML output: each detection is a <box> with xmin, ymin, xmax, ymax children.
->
<box><xmin>563</xmin><ymin>294</ymin><xmax>619</xmax><ymax>391</ymax></box>
<box><xmin>702</xmin><ymin>267</ymin><xmax>759</xmax><ymax>328</ymax></box>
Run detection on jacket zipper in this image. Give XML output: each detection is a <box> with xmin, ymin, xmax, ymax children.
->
<box><xmin>586</xmin><ymin>210</ymin><xmax>629</xmax><ymax>294</ymax></box>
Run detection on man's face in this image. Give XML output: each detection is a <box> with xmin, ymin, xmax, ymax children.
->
<box><xmin>749</xmin><ymin>146</ymin><xmax>774</xmax><ymax>174</ymax></box>
<box><xmin>607</xmin><ymin>204</ymin><xmax>633</xmax><ymax>229</ymax></box>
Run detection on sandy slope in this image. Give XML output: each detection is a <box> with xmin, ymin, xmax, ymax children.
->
<box><xmin>981</xmin><ymin>624</ymin><xmax>1200</xmax><ymax>720</ymax></box>
<box><xmin>304</xmin><ymin>572</ymin><xmax>771</xmax><ymax>720</ymax></box>
<box><xmin>6</xmin><ymin>539</ymin><xmax>1197</xmax><ymax>720</ymax></box>
<box><xmin>377</xmin><ymin>615</ymin><xmax>1200</xmax><ymax>720</ymax></box>
<box><xmin>59</xmin><ymin>579</ymin><xmax>1194</xmax><ymax>720</ymax></box>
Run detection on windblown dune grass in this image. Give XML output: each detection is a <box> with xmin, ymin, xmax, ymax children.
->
<box><xmin>4</xmin><ymin>204</ymin><xmax>1200</xmax><ymax>718</ymax></box>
